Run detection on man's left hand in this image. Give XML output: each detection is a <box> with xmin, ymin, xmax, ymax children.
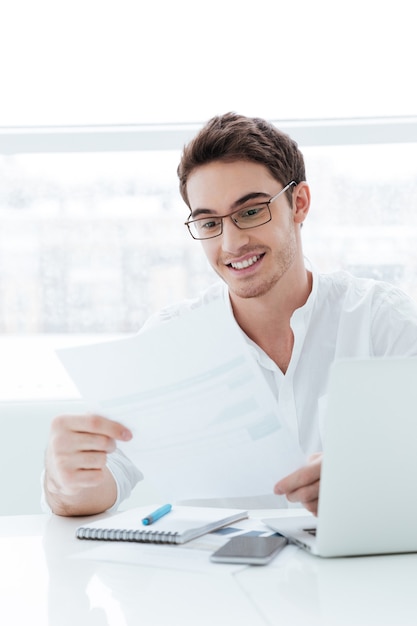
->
<box><xmin>274</xmin><ymin>452</ymin><xmax>322</xmax><ymax>516</ymax></box>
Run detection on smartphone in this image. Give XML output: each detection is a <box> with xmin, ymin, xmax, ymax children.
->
<box><xmin>210</xmin><ymin>534</ymin><xmax>287</xmax><ymax>565</ymax></box>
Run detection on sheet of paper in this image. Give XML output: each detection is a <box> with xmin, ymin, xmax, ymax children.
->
<box><xmin>57</xmin><ymin>299</ymin><xmax>305</xmax><ymax>502</ymax></box>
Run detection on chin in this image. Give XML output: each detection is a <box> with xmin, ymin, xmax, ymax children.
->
<box><xmin>228</xmin><ymin>280</ymin><xmax>278</xmax><ymax>300</ymax></box>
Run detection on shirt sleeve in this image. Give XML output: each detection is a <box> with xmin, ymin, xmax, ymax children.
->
<box><xmin>371</xmin><ymin>284</ymin><xmax>417</xmax><ymax>356</ymax></box>
<box><xmin>40</xmin><ymin>448</ymin><xmax>143</xmax><ymax>514</ymax></box>
<box><xmin>105</xmin><ymin>447</ymin><xmax>144</xmax><ymax>512</ymax></box>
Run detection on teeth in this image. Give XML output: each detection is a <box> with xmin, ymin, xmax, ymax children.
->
<box><xmin>231</xmin><ymin>255</ymin><xmax>260</xmax><ymax>270</ymax></box>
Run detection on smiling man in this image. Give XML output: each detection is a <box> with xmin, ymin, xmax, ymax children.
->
<box><xmin>44</xmin><ymin>112</ymin><xmax>417</xmax><ymax>517</ymax></box>
<box><xmin>183</xmin><ymin>160</ymin><xmax>310</xmax><ymax>374</ymax></box>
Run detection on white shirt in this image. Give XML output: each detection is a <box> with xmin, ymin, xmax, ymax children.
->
<box><xmin>108</xmin><ymin>266</ymin><xmax>417</xmax><ymax>510</ymax></box>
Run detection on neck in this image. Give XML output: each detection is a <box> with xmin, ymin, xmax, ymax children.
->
<box><xmin>229</xmin><ymin>264</ymin><xmax>312</xmax><ymax>372</ymax></box>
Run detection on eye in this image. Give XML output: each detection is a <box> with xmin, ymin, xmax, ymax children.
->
<box><xmin>198</xmin><ymin>217</ymin><xmax>221</xmax><ymax>231</ymax></box>
<box><xmin>240</xmin><ymin>205</ymin><xmax>266</xmax><ymax>219</ymax></box>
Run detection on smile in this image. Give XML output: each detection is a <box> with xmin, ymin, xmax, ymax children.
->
<box><xmin>229</xmin><ymin>255</ymin><xmax>262</xmax><ymax>270</ymax></box>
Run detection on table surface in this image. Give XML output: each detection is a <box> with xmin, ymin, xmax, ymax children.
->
<box><xmin>1</xmin><ymin>509</ymin><xmax>417</xmax><ymax>626</ymax></box>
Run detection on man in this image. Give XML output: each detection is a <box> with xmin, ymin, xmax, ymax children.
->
<box><xmin>44</xmin><ymin>112</ymin><xmax>417</xmax><ymax>516</ymax></box>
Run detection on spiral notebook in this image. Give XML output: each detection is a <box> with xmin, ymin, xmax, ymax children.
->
<box><xmin>76</xmin><ymin>505</ymin><xmax>248</xmax><ymax>545</ymax></box>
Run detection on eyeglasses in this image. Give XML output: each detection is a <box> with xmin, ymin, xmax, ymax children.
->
<box><xmin>184</xmin><ymin>181</ymin><xmax>296</xmax><ymax>240</ymax></box>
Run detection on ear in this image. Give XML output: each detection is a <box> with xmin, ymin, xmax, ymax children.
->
<box><xmin>292</xmin><ymin>182</ymin><xmax>310</xmax><ymax>224</ymax></box>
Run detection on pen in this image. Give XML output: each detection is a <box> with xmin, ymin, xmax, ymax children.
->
<box><xmin>141</xmin><ymin>503</ymin><xmax>172</xmax><ymax>526</ymax></box>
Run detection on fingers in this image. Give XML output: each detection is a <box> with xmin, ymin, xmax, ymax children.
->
<box><xmin>46</xmin><ymin>413</ymin><xmax>132</xmax><ymax>496</ymax></box>
<box><xmin>274</xmin><ymin>454</ymin><xmax>322</xmax><ymax>516</ymax></box>
<box><xmin>52</xmin><ymin>413</ymin><xmax>132</xmax><ymax>443</ymax></box>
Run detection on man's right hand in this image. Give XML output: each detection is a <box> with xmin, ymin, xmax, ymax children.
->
<box><xmin>44</xmin><ymin>414</ymin><xmax>132</xmax><ymax>516</ymax></box>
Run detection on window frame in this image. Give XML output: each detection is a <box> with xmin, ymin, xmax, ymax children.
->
<box><xmin>1</xmin><ymin>116</ymin><xmax>417</xmax><ymax>155</ymax></box>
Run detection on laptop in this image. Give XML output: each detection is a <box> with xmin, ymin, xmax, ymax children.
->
<box><xmin>263</xmin><ymin>357</ymin><xmax>417</xmax><ymax>557</ymax></box>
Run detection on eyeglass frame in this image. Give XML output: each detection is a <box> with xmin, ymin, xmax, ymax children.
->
<box><xmin>184</xmin><ymin>180</ymin><xmax>297</xmax><ymax>240</ymax></box>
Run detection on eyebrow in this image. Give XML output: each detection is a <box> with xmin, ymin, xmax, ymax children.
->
<box><xmin>190</xmin><ymin>191</ymin><xmax>271</xmax><ymax>219</ymax></box>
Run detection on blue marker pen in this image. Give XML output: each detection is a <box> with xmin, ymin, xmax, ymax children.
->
<box><xmin>142</xmin><ymin>503</ymin><xmax>172</xmax><ymax>526</ymax></box>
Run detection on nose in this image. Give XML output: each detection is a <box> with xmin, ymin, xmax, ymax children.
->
<box><xmin>220</xmin><ymin>216</ymin><xmax>250</xmax><ymax>251</ymax></box>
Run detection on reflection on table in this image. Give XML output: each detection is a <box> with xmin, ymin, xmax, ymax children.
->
<box><xmin>1</xmin><ymin>510</ymin><xmax>417</xmax><ymax>626</ymax></box>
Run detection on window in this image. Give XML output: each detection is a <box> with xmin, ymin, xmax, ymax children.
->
<box><xmin>1</xmin><ymin>120</ymin><xmax>417</xmax><ymax>334</ymax></box>
<box><xmin>0</xmin><ymin>149</ymin><xmax>210</xmax><ymax>333</ymax></box>
<box><xmin>302</xmin><ymin>142</ymin><xmax>417</xmax><ymax>301</ymax></box>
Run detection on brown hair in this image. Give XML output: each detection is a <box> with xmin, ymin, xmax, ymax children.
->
<box><xmin>177</xmin><ymin>112</ymin><xmax>306</xmax><ymax>208</ymax></box>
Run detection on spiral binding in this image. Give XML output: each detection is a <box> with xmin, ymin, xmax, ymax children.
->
<box><xmin>76</xmin><ymin>526</ymin><xmax>180</xmax><ymax>544</ymax></box>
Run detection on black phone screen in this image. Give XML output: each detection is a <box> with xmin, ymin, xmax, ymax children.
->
<box><xmin>210</xmin><ymin>534</ymin><xmax>287</xmax><ymax>565</ymax></box>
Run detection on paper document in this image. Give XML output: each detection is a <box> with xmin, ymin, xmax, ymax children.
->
<box><xmin>57</xmin><ymin>299</ymin><xmax>304</xmax><ymax>502</ymax></box>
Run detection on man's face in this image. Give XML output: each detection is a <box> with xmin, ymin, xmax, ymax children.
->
<box><xmin>186</xmin><ymin>160</ymin><xmax>303</xmax><ymax>301</ymax></box>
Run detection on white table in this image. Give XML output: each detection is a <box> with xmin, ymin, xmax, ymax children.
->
<box><xmin>1</xmin><ymin>510</ymin><xmax>417</xmax><ymax>626</ymax></box>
